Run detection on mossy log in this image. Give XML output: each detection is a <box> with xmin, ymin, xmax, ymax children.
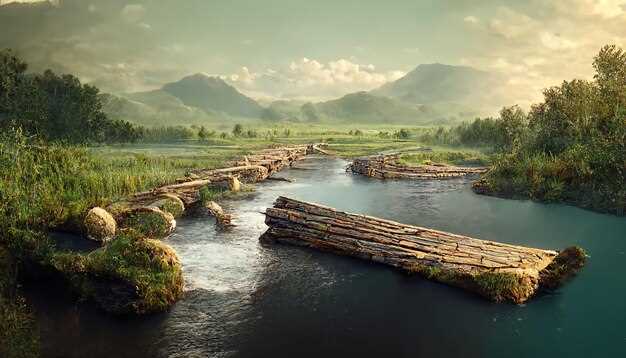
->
<box><xmin>348</xmin><ymin>154</ymin><xmax>488</xmax><ymax>180</ymax></box>
<box><xmin>261</xmin><ymin>196</ymin><xmax>586</xmax><ymax>303</ymax></box>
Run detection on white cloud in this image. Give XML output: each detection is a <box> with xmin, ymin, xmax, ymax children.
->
<box><xmin>589</xmin><ymin>0</ymin><xmax>626</xmax><ymax>18</ymax></box>
<box><xmin>228</xmin><ymin>57</ymin><xmax>405</xmax><ymax>100</ymax></box>
<box><xmin>488</xmin><ymin>7</ymin><xmax>537</xmax><ymax>39</ymax></box>
<box><xmin>461</xmin><ymin>1</ymin><xmax>626</xmax><ymax>109</ymax></box>
<box><xmin>539</xmin><ymin>32</ymin><xmax>578</xmax><ymax>50</ymax></box>
<box><xmin>121</xmin><ymin>4</ymin><xmax>145</xmax><ymax>23</ymax></box>
<box><xmin>464</xmin><ymin>15</ymin><xmax>479</xmax><ymax>24</ymax></box>
<box><xmin>229</xmin><ymin>66</ymin><xmax>256</xmax><ymax>84</ymax></box>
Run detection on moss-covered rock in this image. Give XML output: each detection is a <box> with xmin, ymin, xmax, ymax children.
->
<box><xmin>119</xmin><ymin>207</ymin><xmax>176</xmax><ymax>239</ymax></box>
<box><xmin>83</xmin><ymin>207</ymin><xmax>117</xmax><ymax>243</ymax></box>
<box><xmin>149</xmin><ymin>194</ymin><xmax>185</xmax><ymax>218</ymax></box>
<box><xmin>50</xmin><ymin>230</ymin><xmax>184</xmax><ymax>314</ymax></box>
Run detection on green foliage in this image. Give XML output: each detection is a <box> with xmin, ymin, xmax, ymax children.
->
<box><xmin>419</xmin><ymin>105</ymin><xmax>527</xmax><ymax>150</ymax></box>
<box><xmin>199</xmin><ymin>186</ymin><xmax>227</xmax><ymax>205</ymax></box>
<box><xmin>393</xmin><ymin>128</ymin><xmax>411</xmax><ymax>139</ymax></box>
<box><xmin>121</xmin><ymin>209</ymin><xmax>173</xmax><ymax>239</ymax></box>
<box><xmin>232</xmin><ymin>123</ymin><xmax>244</xmax><ymax>137</ymax></box>
<box><xmin>473</xmin><ymin>272</ymin><xmax>525</xmax><ymax>303</ymax></box>
<box><xmin>59</xmin><ymin>230</ymin><xmax>184</xmax><ymax>314</ymax></box>
<box><xmin>475</xmin><ymin>45</ymin><xmax>626</xmax><ymax>215</ymax></box>
<box><xmin>139</xmin><ymin>125</ymin><xmax>195</xmax><ymax>143</ymax></box>
<box><xmin>0</xmin><ymin>49</ymin><xmax>139</xmax><ymax>143</ymax></box>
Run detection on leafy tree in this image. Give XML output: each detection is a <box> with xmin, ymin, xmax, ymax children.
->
<box><xmin>232</xmin><ymin>123</ymin><xmax>243</xmax><ymax>137</ymax></box>
<box><xmin>198</xmin><ymin>126</ymin><xmax>208</xmax><ymax>141</ymax></box>
<box><xmin>0</xmin><ymin>49</ymin><xmax>27</xmax><ymax>116</ymax></box>
<box><xmin>0</xmin><ymin>49</ymin><xmax>138</xmax><ymax>143</ymax></box>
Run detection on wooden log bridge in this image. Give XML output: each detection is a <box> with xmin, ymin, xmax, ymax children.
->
<box><xmin>130</xmin><ymin>144</ymin><xmax>327</xmax><ymax>206</ymax></box>
<box><xmin>348</xmin><ymin>154</ymin><xmax>488</xmax><ymax>179</ymax></box>
<box><xmin>260</xmin><ymin>197</ymin><xmax>586</xmax><ymax>303</ymax></box>
<box><xmin>90</xmin><ymin>144</ymin><xmax>326</xmax><ymax>239</ymax></box>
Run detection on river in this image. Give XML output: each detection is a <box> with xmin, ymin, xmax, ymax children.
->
<box><xmin>27</xmin><ymin>156</ymin><xmax>626</xmax><ymax>357</ymax></box>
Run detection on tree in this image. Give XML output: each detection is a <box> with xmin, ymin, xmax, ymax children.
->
<box><xmin>232</xmin><ymin>123</ymin><xmax>243</xmax><ymax>137</ymax></box>
<box><xmin>0</xmin><ymin>48</ymin><xmax>27</xmax><ymax>116</ymax></box>
<box><xmin>1</xmin><ymin>49</ymin><xmax>138</xmax><ymax>143</ymax></box>
<box><xmin>497</xmin><ymin>105</ymin><xmax>527</xmax><ymax>150</ymax></box>
<box><xmin>198</xmin><ymin>126</ymin><xmax>208</xmax><ymax>141</ymax></box>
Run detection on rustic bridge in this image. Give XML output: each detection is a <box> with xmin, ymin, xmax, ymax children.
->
<box><xmin>261</xmin><ymin>196</ymin><xmax>585</xmax><ymax>303</ymax></box>
<box><xmin>348</xmin><ymin>154</ymin><xmax>488</xmax><ymax>179</ymax></box>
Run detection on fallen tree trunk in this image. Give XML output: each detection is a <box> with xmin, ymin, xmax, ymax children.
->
<box><xmin>348</xmin><ymin>154</ymin><xmax>488</xmax><ymax>180</ymax></box>
<box><xmin>261</xmin><ymin>196</ymin><xmax>586</xmax><ymax>304</ymax></box>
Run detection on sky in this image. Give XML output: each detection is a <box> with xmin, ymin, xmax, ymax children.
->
<box><xmin>1</xmin><ymin>0</ymin><xmax>626</xmax><ymax>105</ymax></box>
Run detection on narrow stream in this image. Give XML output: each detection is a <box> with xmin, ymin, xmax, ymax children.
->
<box><xmin>27</xmin><ymin>156</ymin><xmax>626</xmax><ymax>357</ymax></box>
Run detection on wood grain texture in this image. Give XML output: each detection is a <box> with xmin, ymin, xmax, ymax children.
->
<box><xmin>261</xmin><ymin>196</ymin><xmax>585</xmax><ymax>303</ymax></box>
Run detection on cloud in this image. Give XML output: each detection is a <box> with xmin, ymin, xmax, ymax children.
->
<box><xmin>460</xmin><ymin>2</ymin><xmax>626</xmax><ymax>108</ymax></box>
<box><xmin>121</xmin><ymin>4</ymin><xmax>145</xmax><ymax>23</ymax></box>
<box><xmin>403</xmin><ymin>47</ymin><xmax>420</xmax><ymax>54</ymax></box>
<box><xmin>539</xmin><ymin>32</ymin><xmax>578</xmax><ymax>50</ymax></box>
<box><xmin>464</xmin><ymin>15</ymin><xmax>479</xmax><ymax>24</ymax></box>
<box><xmin>228</xmin><ymin>58</ymin><xmax>405</xmax><ymax>100</ymax></box>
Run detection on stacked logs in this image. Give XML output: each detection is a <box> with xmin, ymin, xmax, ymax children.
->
<box><xmin>261</xmin><ymin>196</ymin><xmax>586</xmax><ymax>303</ymax></box>
<box><xmin>84</xmin><ymin>144</ymin><xmax>325</xmax><ymax>241</ymax></box>
<box><xmin>348</xmin><ymin>154</ymin><xmax>488</xmax><ymax>179</ymax></box>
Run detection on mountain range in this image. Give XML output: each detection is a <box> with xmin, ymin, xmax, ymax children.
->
<box><xmin>102</xmin><ymin>63</ymin><xmax>504</xmax><ymax>126</ymax></box>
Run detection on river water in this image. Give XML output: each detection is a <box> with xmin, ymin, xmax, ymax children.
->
<box><xmin>28</xmin><ymin>157</ymin><xmax>626</xmax><ymax>357</ymax></box>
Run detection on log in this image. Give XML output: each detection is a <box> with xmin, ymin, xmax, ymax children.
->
<box><xmin>260</xmin><ymin>196</ymin><xmax>586</xmax><ymax>303</ymax></box>
<box><xmin>100</xmin><ymin>144</ymin><xmax>326</xmax><ymax>240</ymax></box>
<box><xmin>348</xmin><ymin>154</ymin><xmax>488</xmax><ymax>180</ymax></box>
<box><xmin>205</xmin><ymin>201</ymin><xmax>233</xmax><ymax>228</ymax></box>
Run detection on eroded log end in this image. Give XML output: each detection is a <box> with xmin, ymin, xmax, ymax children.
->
<box><xmin>539</xmin><ymin>246</ymin><xmax>587</xmax><ymax>290</ymax></box>
<box><xmin>205</xmin><ymin>201</ymin><xmax>234</xmax><ymax>228</ymax></box>
<box><xmin>261</xmin><ymin>196</ymin><xmax>585</xmax><ymax>304</ymax></box>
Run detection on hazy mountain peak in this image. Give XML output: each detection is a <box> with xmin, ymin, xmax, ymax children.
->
<box><xmin>161</xmin><ymin>74</ymin><xmax>263</xmax><ymax>118</ymax></box>
<box><xmin>371</xmin><ymin>63</ymin><xmax>504</xmax><ymax>114</ymax></box>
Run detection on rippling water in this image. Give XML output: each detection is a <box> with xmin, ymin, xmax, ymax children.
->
<box><xmin>28</xmin><ymin>157</ymin><xmax>626</xmax><ymax>357</ymax></box>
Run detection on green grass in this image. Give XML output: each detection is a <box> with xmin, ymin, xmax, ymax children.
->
<box><xmin>50</xmin><ymin>229</ymin><xmax>184</xmax><ymax>314</ymax></box>
<box><xmin>1</xmin><ymin>126</ymin><xmax>490</xmax><ymax>319</ymax></box>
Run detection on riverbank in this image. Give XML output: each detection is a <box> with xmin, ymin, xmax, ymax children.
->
<box><xmin>25</xmin><ymin>156</ymin><xmax>624</xmax><ymax>358</ymax></box>
<box><xmin>0</xmin><ymin>131</ymin><xmax>491</xmax><ymax>356</ymax></box>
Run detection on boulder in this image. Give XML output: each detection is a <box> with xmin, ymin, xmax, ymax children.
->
<box><xmin>149</xmin><ymin>193</ymin><xmax>185</xmax><ymax>218</ymax></box>
<box><xmin>84</xmin><ymin>207</ymin><xmax>117</xmax><ymax>242</ymax></box>
<box><xmin>119</xmin><ymin>207</ymin><xmax>176</xmax><ymax>239</ymax></box>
